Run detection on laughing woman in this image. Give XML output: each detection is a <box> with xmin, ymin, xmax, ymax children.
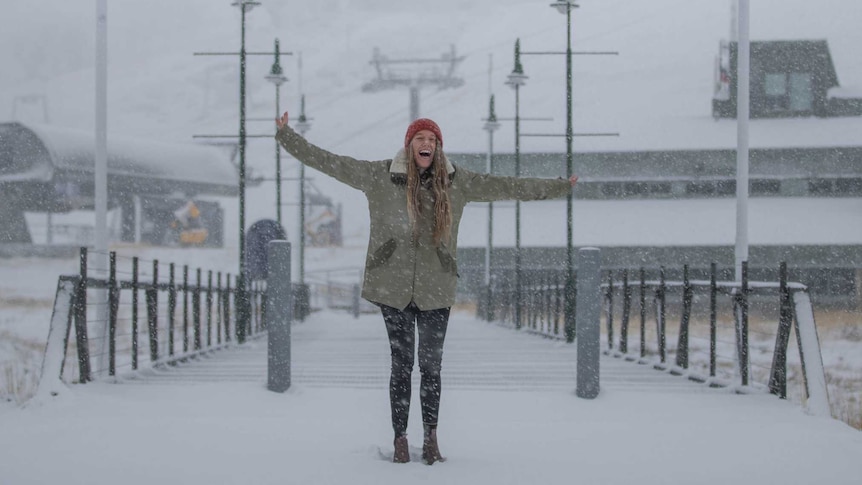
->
<box><xmin>275</xmin><ymin>113</ymin><xmax>578</xmax><ymax>465</ymax></box>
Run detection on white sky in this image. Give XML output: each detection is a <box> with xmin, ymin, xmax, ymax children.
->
<box><xmin>2</xmin><ymin>0</ymin><xmax>862</xmax><ymax>243</ymax></box>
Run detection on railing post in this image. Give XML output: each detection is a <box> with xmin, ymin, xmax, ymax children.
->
<box><xmin>267</xmin><ymin>241</ymin><xmax>293</xmax><ymax>392</ymax></box>
<box><xmin>739</xmin><ymin>261</ymin><xmax>750</xmax><ymax>386</ymax></box>
<box><xmin>168</xmin><ymin>263</ymin><xmax>176</xmax><ymax>357</ymax></box>
<box><xmin>183</xmin><ymin>265</ymin><xmax>189</xmax><ymax>353</ymax></box>
<box><xmin>193</xmin><ymin>268</ymin><xmax>202</xmax><ymax>350</ymax></box>
<box><xmin>709</xmin><ymin>262</ymin><xmax>717</xmax><ymax>377</ymax></box>
<box><xmin>131</xmin><ymin>257</ymin><xmax>139</xmax><ymax>370</ymax></box>
<box><xmin>74</xmin><ymin>246</ymin><xmax>91</xmax><ymax>383</ymax></box>
<box><xmin>216</xmin><ymin>272</ymin><xmax>223</xmax><ymax>345</ymax></box>
<box><xmin>108</xmin><ymin>251</ymin><xmax>118</xmax><ymax>377</ymax></box>
<box><xmin>554</xmin><ymin>275</ymin><xmax>562</xmax><ymax>336</ymax></box>
<box><xmin>657</xmin><ymin>266</ymin><xmax>667</xmax><ymax>364</ymax></box>
<box><xmin>639</xmin><ymin>268</ymin><xmax>646</xmax><ymax>358</ymax></box>
<box><xmin>576</xmin><ymin>248</ymin><xmax>601</xmax><ymax>399</ymax></box>
<box><xmin>605</xmin><ymin>271</ymin><xmax>614</xmax><ymax>350</ymax></box>
<box><xmin>352</xmin><ymin>283</ymin><xmax>360</xmax><ymax>319</ymax></box>
<box><xmin>620</xmin><ymin>270</ymin><xmax>631</xmax><ymax>354</ymax></box>
<box><xmin>564</xmin><ymin>270</ymin><xmax>577</xmax><ymax>343</ymax></box>
<box><xmin>676</xmin><ymin>264</ymin><xmax>691</xmax><ymax>369</ymax></box>
<box><xmin>147</xmin><ymin>260</ymin><xmax>159</xmax><ymax>362</ymax></box>
<box><xmin>206</xmin><ymin>270</ymin><xmax>213</xmax><ymax>348</ymax></box>
<box><xmin>224</xmin><ymin>275</ymin><xmax>232</xmax><ymax>342</ymax></box>
<box><xmin>769</xmin><ymin>261</ymin><xmax>792</xmax><ymax>398</ymax></box>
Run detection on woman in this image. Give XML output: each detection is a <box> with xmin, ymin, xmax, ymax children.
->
<box><xmin>275</xmin><ymin>113</ymin><xmax>577</xmax><ymax>465</ymax></box>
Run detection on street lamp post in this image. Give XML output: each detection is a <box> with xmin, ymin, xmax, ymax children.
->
<box><xmin>483</xmin><ymin>95</ymin><xmax>501</xmax><ymax>322</ymax></box>
<box><xmin>551</xmin><ymin>0</ymin><xmax>579</xmax><ymax>343</ymax></box>
<box><xmin>232</xmin><ymin>0</ymin><xmax>260</xmax><ymax>344</ymax></box>
<box><xmin>506</xmin><ymin>39</ymin><xmax>528</xmax><ymax>330</ymax></box>
<box><xmin>294</xmin><ymin>95</ymin><xmax>311</xmax><ymax>287</ymax></box>
<box><xmin>265</xmin><ymin>38</ymin><xmax>288</xmax><ymax>227</ymax></box>
<box><xmin>289</xmin><ymin>95</ymin><xmax>312</xmax><ymax>322</ymax></box>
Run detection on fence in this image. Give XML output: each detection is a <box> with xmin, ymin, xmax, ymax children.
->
<box><xmin>482</xmin><ymin>260</ymin><xmax>830</xmax><ymax>416</ymax></box>
<box><xmin>602</xmin><ymin>261</ymin><xmax>829</xmax><ymax>415</ymax></box>
<box><xmin>37</xmin><ymin>247</ymin><xmax>266</xmax><ymax>395</ymax></box>
<box><xmin>305</xmin><ymin>267</ymin><xmax>376</xmax><ymax>317</ymax></box>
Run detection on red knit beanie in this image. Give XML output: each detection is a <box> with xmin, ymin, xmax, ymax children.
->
<box><xmin>404</xmin><ymin>118</ymin><xmax>443</xmax><ymax>149</ymax></box>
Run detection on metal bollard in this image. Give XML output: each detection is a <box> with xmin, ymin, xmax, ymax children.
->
<box><xmin>266</xmin><ymin>241</ymin><xmax>292</xmax><ymax>393</ymax></box>
<box><xmin>576</xmin><ymin>247</ymin><xmax>601</xmax><ymax>399</ymax></box>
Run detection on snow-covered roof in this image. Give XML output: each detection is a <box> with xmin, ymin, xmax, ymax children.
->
<box><xmin>15</xmin><ymin>122</ymin><xmax>238</xmax><ymax>190</ymax></box>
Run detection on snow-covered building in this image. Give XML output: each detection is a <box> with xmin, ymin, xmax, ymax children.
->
<box><xmin>0</xmin><ymin>122</ymin><xmax>238</xmax><ymax>246</ymax></box>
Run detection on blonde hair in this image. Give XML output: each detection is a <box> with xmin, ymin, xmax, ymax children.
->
<box><xmin>405</xmin><ymin>142</ymin><xmax>452</xmax><ymax>247</ymax></box>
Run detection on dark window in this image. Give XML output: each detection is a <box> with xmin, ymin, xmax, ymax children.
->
<box><xmin>686</xmin><ymin>182</ymin><xmax>716</xmax><ymax>195</ymax></box>
<box><xmin>648</xmin><ymin>183</ymin><xmax>672</xmax><ymax>195</ymax></box>
<box><xmin>835</xmin><ymin>178</ymin><xmax>862</xmax><ymax>195</ymax></box>
<box><xmin>751</xmin><ymin>179</ymin><xmax>781</xmax><ymax>195</ymax></box>
<box><xmin>808</xmin><ymin>179</ymin><xmax>834</xmax><ymax>195</ymax></box>
<box><xmin>715</xmin><ymin>179</ymin><xmax>736</xmax><ymax>195</ymax></box>
<box><xmin>600</xmin><ymin>183</ymin><xmax>624</xmax><ymax>197</ymax></box>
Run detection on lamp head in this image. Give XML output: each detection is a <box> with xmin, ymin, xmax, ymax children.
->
<box><xmin>550</xmin><ymin>1</ymin><xmax>578</xmax><ymax>15</ymax></box>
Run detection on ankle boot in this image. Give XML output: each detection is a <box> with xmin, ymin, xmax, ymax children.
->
<box><xmin>393</xmin><ymin>435</ymin><xmax>410</xmax><ymax>463</ymax></box>
<box><xmin>422</xmin><ymin>428</ymin><xmax>446</xmax><ymax>465</ymax></box>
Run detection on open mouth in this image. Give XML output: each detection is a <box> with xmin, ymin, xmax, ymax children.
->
<box><xmin>419</xmin><ymin>150</ymin><xmax>432</xmax><ymax>158</ymax></box>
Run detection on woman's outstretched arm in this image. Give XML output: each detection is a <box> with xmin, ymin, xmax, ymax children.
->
<box><xmin>460</xmin><ymin>167</ymin><xmax>577</xmax><ymax>202</ymax></box>
<box><xmin>275</xmin><ymin>112</ymin><xmax>377</xmax><ymax>192</ymax></box>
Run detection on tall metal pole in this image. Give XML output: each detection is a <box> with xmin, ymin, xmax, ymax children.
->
<box><xmin>565</xmin><ymin>4</ymin><xmax>574</xmax><ymax>271</ymax></box>
<box><xmin>296</xmin><ymin>95</ymin><xmax>312</xmax><ymax>287</ymax></box>
<box><xmin>484</xmin><ymin>95</ymin><xmax>500</xmax><ymax>322</ymax></box>
<box><xmin>563</xmin><ymin>1</ymin><xmax>578</xmax><ymax>343</ymax></box>
<box><xmin>514</xmin><ymin>82</ymin><xmax>522</xmax><ymax>330</ymax></box>
<box><xmin>275</xmin><ymin>79</ymin><xmax>282</xmax><ymax>225</ymax></box>
<box><xmin>235</xmin><ymin>1</ymin><xmax>255</xmax><ymax>343</ymax></box>
<box><xmin>266</xmin><ymin>38</ymin><xmax>287</xmax><ymax>226</ymax></box>
<box><xmin>94</xmin><ymin>0</ymin><xmax>110</xmax><ymax>373</ymax></box>
<box><xmin>507</xmin><ymin>39</ymin><xmax>528</xmax><ymax>331</ymax></box>
<box><xmin>735</xmin><ymin>0</ymin><xmax>750</xmax><ymax>281</ymax></box>
<box><xmin>239</xmin><ymin>4</ymin><xmax>247</xmax><ymax>274</ymax></box>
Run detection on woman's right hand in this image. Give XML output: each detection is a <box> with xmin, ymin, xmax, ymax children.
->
<box><xmin>276</xmin><ymin>111</ymin><xmax>289</xmax><ymax>130</ymax></box>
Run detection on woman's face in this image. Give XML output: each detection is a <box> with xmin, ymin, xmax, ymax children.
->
<box><xmin>410</xmin><ymin>130</ymin><xmax>437</xmax><ymax>169</ymax></box>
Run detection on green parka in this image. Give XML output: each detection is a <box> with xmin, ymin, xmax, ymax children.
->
<box><xmin>276</xmin><ymin>125</ymin><xmax>572</xmax><ymax>311</ymax></box>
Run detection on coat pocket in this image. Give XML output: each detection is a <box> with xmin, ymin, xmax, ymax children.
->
<box><xmin>436</xmin><ymin>246</ymin><xmax>458</xmax><ymax>276</ymax></box>
<box><xmin>367</xmin><ymin>239</ymin><xmax>397</xmax><ymax>270</ymax></box>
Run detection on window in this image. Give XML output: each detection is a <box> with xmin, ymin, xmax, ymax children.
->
<box><xmin>764</xmin><ymin>73</ymin><xmax>788</xmax><ymax>111</ymax></box>
<box><xmin>835</xmin><ymin>178</ymin><xmax>862</xmax><ymax>195</ymax></box>
<box><xmin>751</xmin><ymin>179</ymin><xmax>781</xmax><ymax>195</ymax></box>
<box><xmin>789</xmin><ymin>73</ymin><xmax>813</xmax><ymax>111</ymax></box>
<box><xmin>764</xmin><ymin>73</ymin><xmax>787</xmax><ymax>96</ymax></box>
<box><xmin>762</xmin><ymin>72</ymin><xmax>813</xmax><ymax>113</ymax></box>
<box><xmin>808</xmin><ymin>179</ymin><xmax>834</xmax><ymax>195</ymax></box>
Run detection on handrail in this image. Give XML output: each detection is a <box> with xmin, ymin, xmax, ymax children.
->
<box><xmin>480</xmin><ymin>260</ymin><xmax>830</xmax><ymax>416</ymax></box>
<box><xmin>601</xmin><ymin>262</ymin><xmax>830</xmax><ymax>417</ymax></box>
<box><xmin>36</xmin><ymin>247</ymin><xmax>267</xmax><ymax>395</ymax></box>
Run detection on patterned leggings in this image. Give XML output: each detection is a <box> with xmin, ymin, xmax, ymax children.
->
<box><xmin>380</xmin><ymin>302</ymin><xmax>451</xmax><ymax>437</ymax></box>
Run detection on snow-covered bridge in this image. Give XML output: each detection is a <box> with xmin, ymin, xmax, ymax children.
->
<box><xmin>3</xmin><ymin>309</ymin><xmax>860</xmax><ymax>485</ymax></box>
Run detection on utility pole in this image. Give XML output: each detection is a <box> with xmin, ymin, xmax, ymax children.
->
<box><xmin>521</xmin><ymin>1</ymin><xmax>619</xmax><ymax>342</ymax></box>
<box><xmin>193</xmin><ymin>0</ymin><xmax>292</xmax><ymax>343</ymax></box>
<box><xmin>362</xmin><ymin>45</ymin><xmax>465</xmax><ymax>121</ymax></box>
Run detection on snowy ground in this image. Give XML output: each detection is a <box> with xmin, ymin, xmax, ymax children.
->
<box><xmin>2</xmin><ymin>309</ymin><xmax>862</xmax><ymax>485</ymax></box>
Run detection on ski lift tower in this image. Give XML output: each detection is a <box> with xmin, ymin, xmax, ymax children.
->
<box><xmin>362</xmin><ymin>45</ymin><xmax>465</xmax><ymax>121</ymax></box>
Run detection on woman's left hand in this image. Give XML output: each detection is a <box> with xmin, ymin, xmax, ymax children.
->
<box><xmin>569</xmin><ymin>175</ymin><xmax>579</xmax><ymax>187</ymax></box>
